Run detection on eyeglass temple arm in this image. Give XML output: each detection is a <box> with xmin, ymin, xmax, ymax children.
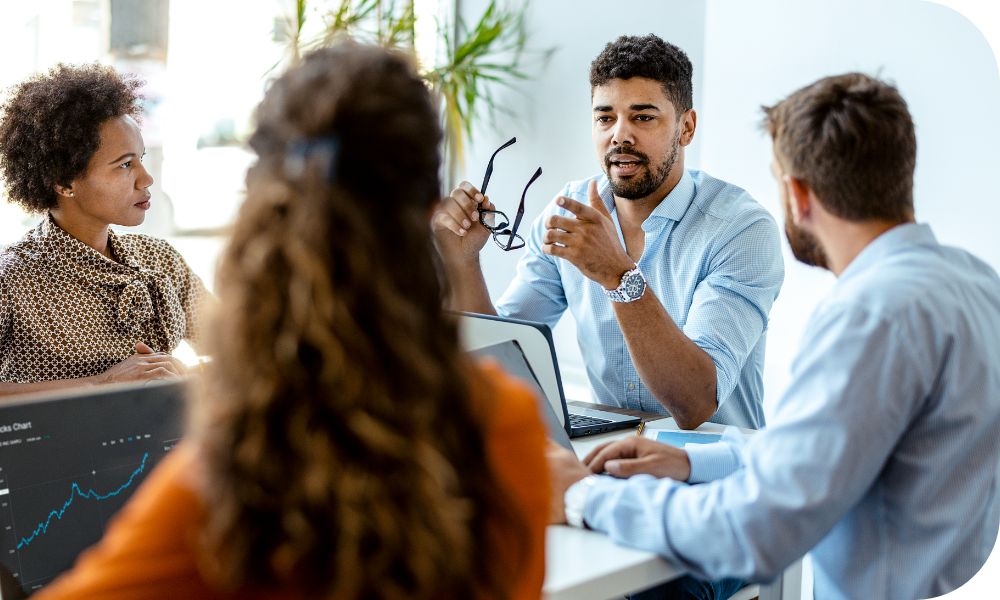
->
<box><xmin>504</xmin><ymin>166</ymin><xmax>542</xmax><ymax>250</ymax></box>
<box><xmin>480</xmin><ymin>136</ymin><xmax>517</xmax><ymax>194</ymax></box>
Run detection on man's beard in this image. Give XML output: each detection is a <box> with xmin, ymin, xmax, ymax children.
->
<box><xmin>604</xmin><ymin>131</ymin><xmax>680</xmax><ymax>200</ymax></box>
<box><xmin>784</xmin><ymin>210</ymin><xmax>828</xmax><ymax>269</ymax></box>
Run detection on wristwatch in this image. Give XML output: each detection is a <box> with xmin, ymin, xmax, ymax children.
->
<box><xmin>604</xmin><ymin>264</ymin><xmax>646</xmax><ymax>303</ymax></box>
<box><xmin>564</xmin><ymin>474</ymin><xmax>600</xmax><ymax>528</ymax></box>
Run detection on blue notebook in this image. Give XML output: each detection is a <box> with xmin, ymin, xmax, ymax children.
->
<box><xmin>655</xmin><ymin>430</ymin><xmax>722</xmax><ymax>448</ymax></box>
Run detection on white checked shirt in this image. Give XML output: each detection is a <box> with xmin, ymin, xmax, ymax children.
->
<box><xmin>496</xmin><ymin>169</ymin><xmax>784</xmax><ymax>428</ymax></box>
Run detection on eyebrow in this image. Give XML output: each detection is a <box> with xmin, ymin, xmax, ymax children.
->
<box><xmin>592</xmin><ymin>103</ymin><xmax>662</xmax><ymax>112</ymax></box>
<box><xmin>107</xmin><ymin>151</ymin><xmax>144</xmax><ymax>165</ymax></box>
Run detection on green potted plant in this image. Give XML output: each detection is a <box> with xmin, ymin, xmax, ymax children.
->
<box><xmin>275</xmin><ymin>0</ymin><xmax>551</xmax><ymax>183</ymax></box>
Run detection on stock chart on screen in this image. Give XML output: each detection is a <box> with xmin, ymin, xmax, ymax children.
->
<box><xmin>0</xmin><ymin>381</ymin><xmax>184</xmax><ymax>595</ymax></box>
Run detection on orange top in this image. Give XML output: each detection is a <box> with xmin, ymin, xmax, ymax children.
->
<box><xmin>36</xmin><ymin>362</ymin><xmax>549</xmax><ymax>599</ymax></box>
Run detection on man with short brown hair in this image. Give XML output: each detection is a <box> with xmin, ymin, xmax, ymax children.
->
<box><xmin>548</xmin><ymin>72</ymin><xmax>1000</xmax><ymax>599</ymax></box>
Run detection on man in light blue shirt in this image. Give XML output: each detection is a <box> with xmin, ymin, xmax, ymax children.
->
<box><xmin>548</xmin><ymin>73</ymin><xmax>1000</xmax><ymax>599</ymax></box>
<box><xmin>433</xmin><ymin>34</ymin><xmax>783</xmax><ymax>430</ymax></box>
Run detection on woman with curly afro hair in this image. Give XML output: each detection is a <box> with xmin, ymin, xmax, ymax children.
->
<box><xmin>0</xmin><ymin>63</ymin><xmax>209</xmax><ymax>395</ymax></box>
<box><xmin>34</xmin><ymin>44</ymin><xmax>548</xmax><ymax>599</ymax></box>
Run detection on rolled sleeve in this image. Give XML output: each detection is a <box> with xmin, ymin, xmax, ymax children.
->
<box><xmin>685</xmin><ymin>441</ymin><xmax>743</xmax><ymax>483</ymax></box>
<box><xmin>582</xmin><ymin>304</ymin><xmax>929</xmax><ymax>583</ymax></box>
<box><xmin>683</xmin><ymin>215</ymin><xmax>784</xmax><ymax>407</ymax></box>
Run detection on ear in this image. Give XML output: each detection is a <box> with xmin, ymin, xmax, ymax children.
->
<box><xmin>784</xmin><ymin>175</ymin><xmax>813</xmax><ymax>224</ymax></box>
<box><xmin>679</xmin><ymin>109</ymin><xmax>697</xmax><ymax>146</ymax></box>
<box><xmin>54</xmin><ymin>183</ymin><xmax>75</xmax><ymax>199</ymax></box>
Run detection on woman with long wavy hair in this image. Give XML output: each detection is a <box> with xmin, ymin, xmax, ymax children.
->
<box><xmin>36</xmin><ymin>43</ymin><xmax>549</xmax><ymax>599</ymax></box>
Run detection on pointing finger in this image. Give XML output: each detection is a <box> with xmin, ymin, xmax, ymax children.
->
<box><xmin>588</xmin><ymin>179</ymin><xmax>612</xmax><ymax>218</ymax></box>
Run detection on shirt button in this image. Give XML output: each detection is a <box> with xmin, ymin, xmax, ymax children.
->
<box><xmin>627</xmin><ymin>382</ymin><xmax>636</xmax><ymax>391</ymax></box>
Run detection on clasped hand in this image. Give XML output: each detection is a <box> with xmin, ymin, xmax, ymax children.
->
<box><xmin>96</xmin><ymin>341</ymin><xmax>188</xmax><ymax>384</ymax></box>
<box><xmin>542</xmin><ymin>180</ymin><xmax>634</xmax><ymax>290</ymax></box>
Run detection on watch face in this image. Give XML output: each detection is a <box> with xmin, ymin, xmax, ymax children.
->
<box><xmin>605</xmin><ymin>267</ymin><xmax>646</xmax><ymax>302</ymax></box>
<box><xmin>623</xmin><ymin>271</ymin><xmax>645</xmax><ymax>299</ymax></box>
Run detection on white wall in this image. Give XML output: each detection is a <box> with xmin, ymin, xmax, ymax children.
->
<box><xmin>474</xmin><ymin>1</ymin><xmax>1000</xmax><ymax>595</ymax></box>
<box><xmin>699</xmin><ymin>3</ymin><xmax>1000</xmax><ymax>597</ymax></box>
<box><xmin>698</xmin><ymin>0</ymin><xmax>1000</xmax><ymax>408</ymax></box>
<box><xmin>456</xmin><ymin>0</ymin><xmax>709</xmax><ymax>397</ymax></box>
<box><xmin>457</xmin><ymin>0</ymin><xmax>1000</xmax><ymax>416</ymax></box>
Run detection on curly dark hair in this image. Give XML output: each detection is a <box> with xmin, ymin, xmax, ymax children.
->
<box><xmin>589</xmin><ymin>34</ymin><xmax>693</xmax><ymax>114</ymax></box>
<box><xmin>0</xmin><ymin>63</ymin><xmax>142</xmax><ymax>212</ymax></box>
<box><xmin>192</xmin><ymin>43</ymin><xmax>529</xmax><ymax>599</ymax></box>
<box><xmin>763</xmin><ymin>72</ymin><xmax>916</xmax><ymax>222</ymax></box>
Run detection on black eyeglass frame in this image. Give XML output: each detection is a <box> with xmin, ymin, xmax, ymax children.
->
<box><xmin>476</xmin><ymin>137</ymin><xmax>542</xmax><ymax>251</ymax></box>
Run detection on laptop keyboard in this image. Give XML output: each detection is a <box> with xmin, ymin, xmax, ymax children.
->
<box><xmin>569</xmin><ymin>413</ymin><xmax>613</xmax><ymax>428</ymax></box>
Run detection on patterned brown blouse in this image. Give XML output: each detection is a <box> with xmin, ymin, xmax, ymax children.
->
<box><xmin>0</xmin><ymin>214</ymin><xmax>209</xmax><ymax>383</ymax></box>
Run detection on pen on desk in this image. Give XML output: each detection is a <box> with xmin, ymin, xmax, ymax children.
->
<box><xmin>635</xmin><ymin>420</ymin><xmax>645</xmax><ymax>437</ymax></box>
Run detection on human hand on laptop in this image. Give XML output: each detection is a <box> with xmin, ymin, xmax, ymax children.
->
<box><xmin>584</xmin><ymin>437</ymin><xmax>691</xmax><ymax>481</ymax></box>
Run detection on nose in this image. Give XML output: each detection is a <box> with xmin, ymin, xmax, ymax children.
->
<box><xmin>611</xmin><ymin>118</ymin><xmax>636</xmax><ymax>147</ymax></box>
<box><xmin>136</xmin><ymin>162</ymin><xmax>154</xmax><ymax>190</ymax></box>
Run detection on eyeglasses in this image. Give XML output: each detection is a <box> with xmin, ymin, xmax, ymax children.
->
<box><xmin>477</xmin><ymin>137</ymin><xmax>542</xmax><ymax>251</ymax></box>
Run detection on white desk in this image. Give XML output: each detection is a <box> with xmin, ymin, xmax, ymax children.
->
<box><xmin>544</xmin><ymin>526</ymin><xmax>681</xmax><ymax>600</ymax></box>
<box><xmin>542</xmin><ymin>420</ymin><xmax>802</xmax><ymax>600</ymax></box>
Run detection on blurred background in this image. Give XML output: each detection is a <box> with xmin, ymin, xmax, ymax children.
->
<box><xmin>1</xmin><ymin>1</ymin><xmax>999</xmax><ymax>596</ymax></box>
<box><xmin>1</xmin><ymin>0</ymin><xmax>998</xmax><ymax>426</ymax></box>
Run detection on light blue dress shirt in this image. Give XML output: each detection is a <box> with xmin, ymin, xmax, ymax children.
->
<box><xmin>583</xmin><ymin>224</ymin><xmax>1000</xmax><ymax>599</ymax></box>
<box><xmin>495</xmin><ymin>169</ymin><xmax>784</xmax><ymax>428</ymax></box>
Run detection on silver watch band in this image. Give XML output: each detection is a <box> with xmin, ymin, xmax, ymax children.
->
<box><xmin>604</xmin><ymin>264</ymin><xmax>646</xmax><ymax>303</ymax></box>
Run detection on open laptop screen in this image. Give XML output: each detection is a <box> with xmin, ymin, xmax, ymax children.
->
<box><xmin>470</xmin><ymin>340</ymin><xmax>573</xmax><ymax>450</ymax></box>
<box><xmin>0</xmin><ymin>381</ymin><xmax>185</xmax><ymax>595</ymax></box>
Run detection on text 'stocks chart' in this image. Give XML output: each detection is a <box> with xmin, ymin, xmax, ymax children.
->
<box><xmin>0</xmin><ymin>382</ymin><xmax>184</xmax><ymax>595</ymax></box>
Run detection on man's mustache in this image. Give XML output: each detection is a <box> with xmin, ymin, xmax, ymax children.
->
<box><xmin>604</xmin><ymin>148</ymin><xmax>650</xmax><ymax>166</ymax></box>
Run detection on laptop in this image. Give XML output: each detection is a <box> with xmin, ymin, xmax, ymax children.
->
<box><xmin>457</xmin><ymin>312</ymin><xmax>640</xmax><ymax>437</ymax></box>
<box><xmin>470</xmin><ymin>340</ymin><xmax>574</xmax><ymax>450</ymax></box>
<box><xmin>0</xmin><ymin>380</ymin><xmax>186</xmax><ymax>596</ymax></box>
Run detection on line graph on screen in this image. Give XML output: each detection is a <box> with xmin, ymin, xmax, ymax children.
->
<box><xmin>14</xmin><ymin>452</ymin><xmax>149</xmax><ymax>550</ymax></box>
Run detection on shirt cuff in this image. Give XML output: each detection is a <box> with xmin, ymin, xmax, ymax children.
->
<box><xmin>583</xmin><ymin>474</ymin><xmax>681</xmax><ymax>556</ymax></box>
<box><xmin>581</xmin><ymin>474</ymin><xmax>627</xmax><ymax>531</ymax></box>
<box><xmin>685</xmin><ymin>441</ymin><xmax>743</xmax><ymax>483</ymax></box>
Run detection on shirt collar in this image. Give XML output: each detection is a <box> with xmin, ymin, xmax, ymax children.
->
<box><xmin>40</xmin><ymin>212</ymin><xmax>139</xmax><ymax>268</ymax></box>
<box><xmin>598</xmin><ymin>169</ymin><xmax>696</xmax><ymax>229</ymax></box>
<box><xmin>649</xmin><ymin>169</ymin><xmax>696</xmax><ymax>223</ymax></box>
<box><xmin>41</xmin><ymin>213</ymin><xmax>94</xmax><ymax>257</ymax></box>
<box><xmin>839</xmin><ymin>222</ymin><xmax>937</xmax><ymax>281</ymax></box>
